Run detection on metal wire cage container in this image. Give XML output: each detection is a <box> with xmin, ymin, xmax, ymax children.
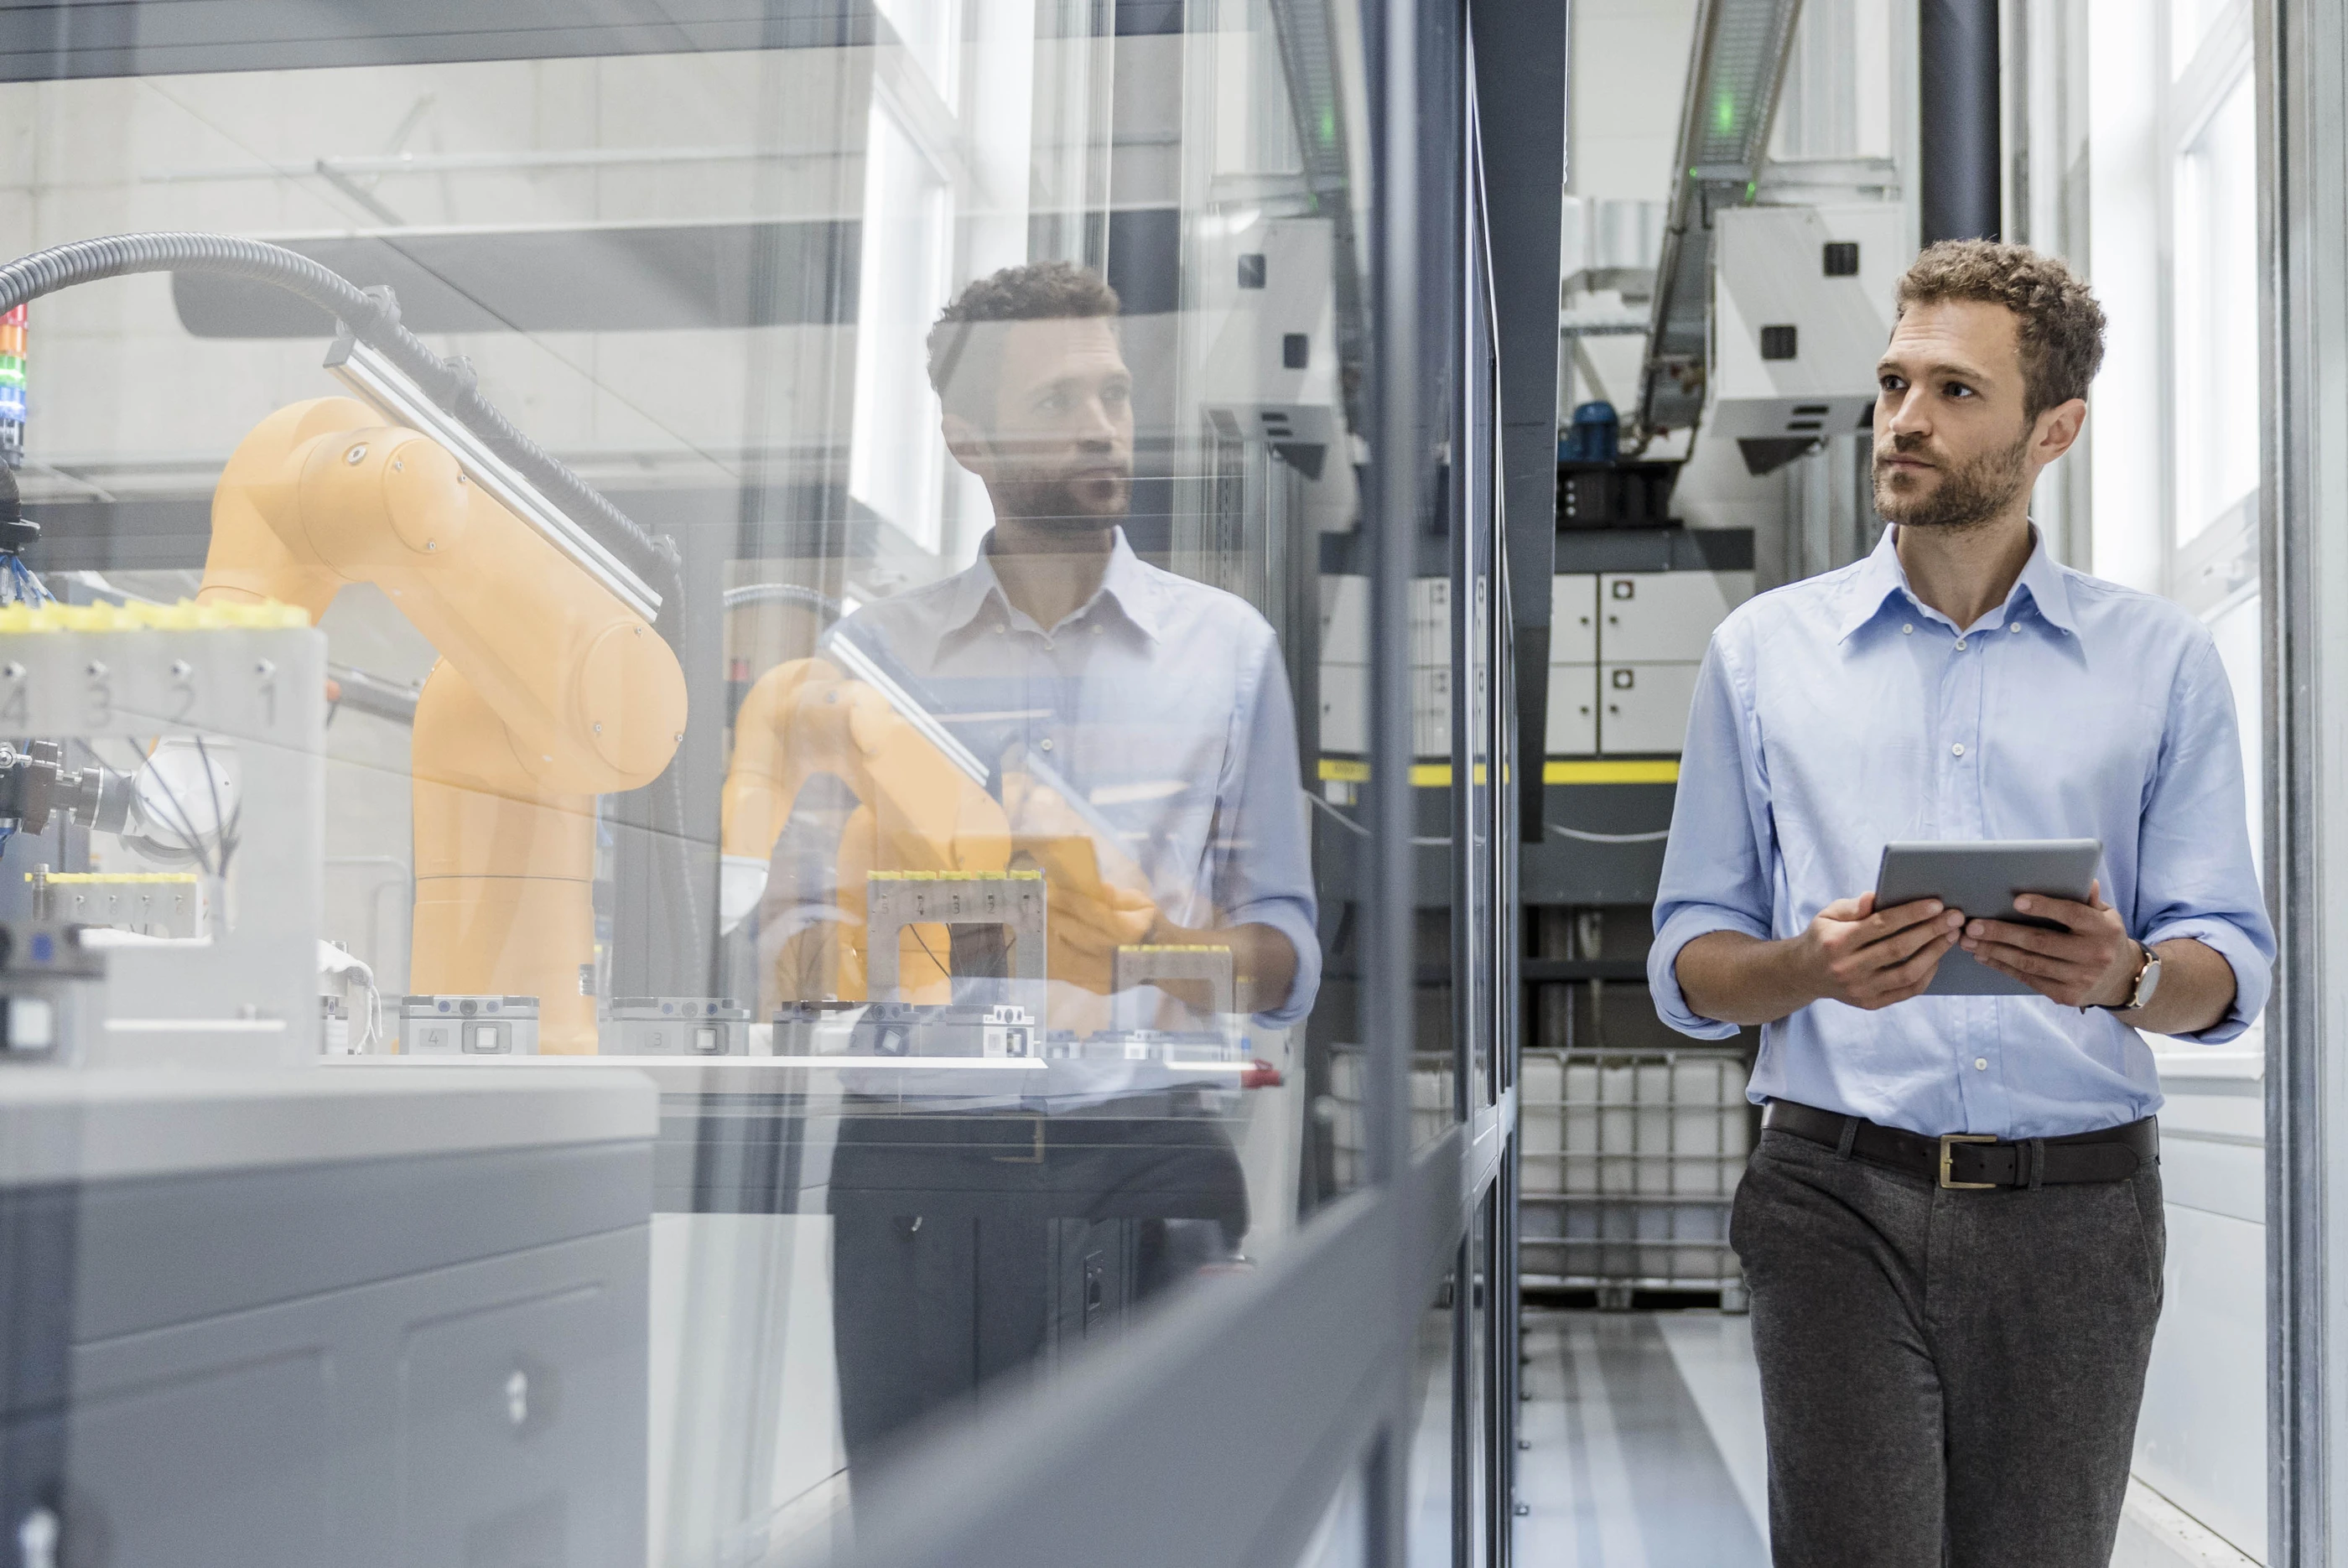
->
<box><xmin>1519</xmin><ymin>1046</ymin><xmax>1752</xmax><ymax>1308</ymax></box>
<box><xmin>1323</xmin><ymin>1044</ymin><xmax>1458</xmax><ymax>1191</ymax></box>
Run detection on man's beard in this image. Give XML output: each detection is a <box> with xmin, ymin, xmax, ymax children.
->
<box><xmin>1873</xmin><ymin>427</ymin><xmax>2031</xmax><ymax>531</ymax></box>
<box><xmin>990</xmin><ymin>471</ymin><xmax>1131</xmax><ymax>531</ymax></box>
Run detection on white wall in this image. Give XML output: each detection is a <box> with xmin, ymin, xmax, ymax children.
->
<box><xmin>1569</xmin><ymin>0</ymin><xmax>1698</xmax><ymax>200</ymax></box>
<box><xmin>2134</xmin><ymin>1051</ymin><xmax>2268</xmax><ymax>1561</ymax></box>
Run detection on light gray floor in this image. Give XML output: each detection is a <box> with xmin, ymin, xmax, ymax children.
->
<box><xmin>1514</xmin><ymin>1309</ymin><xmax>1770</xmax><ymax>1566</ymax></box>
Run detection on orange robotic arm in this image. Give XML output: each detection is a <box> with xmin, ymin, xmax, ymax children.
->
<box><xmin>200</xmin><ymin>396</ymin><xmax>688</xmax><ymax>1051</ymax></box>
<box><xmin>720</xmin><ymin>655</ymin><xmax>1182</xmax><ymax>1010</ymax></box>
<box><xmin>721</xmin><ymin>657</ymin><xmax>1009</xmax><ymax>1003</ymax></box>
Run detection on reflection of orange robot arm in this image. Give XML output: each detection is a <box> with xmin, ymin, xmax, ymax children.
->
<box><xmin>721</xmin><ymin>657</ymin><xmax>1009</xmax><ymax>1002</ymax></box>
<box><xmin>721</xmin><ymin>657</ymin><xmax>1159</xmax><ymax>1005</ymax></box>
<box><xmin>198</xmin><ymin>397</ymin><xmax>687</xmax><ymax>1052</ymax></box>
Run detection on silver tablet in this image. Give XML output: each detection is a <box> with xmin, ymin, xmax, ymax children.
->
<box><xmin>1872</xmin><ymin>839</ymin><xmax>2103</xmax><ymax>997</ymax></box>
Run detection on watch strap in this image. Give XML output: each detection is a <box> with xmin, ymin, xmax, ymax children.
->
<box><xmin>2092</xmin><ymin>941</ymin><xmax>2156</xmax><ymax>1013</ymax></box>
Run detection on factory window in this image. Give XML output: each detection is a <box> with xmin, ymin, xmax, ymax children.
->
<box><xmin>849</xmin><ymin>97</ymin><xmax>956</xmax><ymax>554</ymax></box>
<box><xmin>2171</xmin><ymin>70</ymin><xmax>2257</xmax><ymax>552</ymax></box>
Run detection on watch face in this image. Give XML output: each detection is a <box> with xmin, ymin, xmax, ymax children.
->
<box><xmin>2136</xmin><ymin>954</ymin><xmax>2163</xmax><ymax>1010</ymax></box>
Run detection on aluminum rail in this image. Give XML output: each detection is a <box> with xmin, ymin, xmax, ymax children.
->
<box><xmin>326</xmin><ymin>336</ymin><xmax>661</xmax><ymax>621</ymax></box>
<box><xmin>1632</xmin><ymin>0</ymin><xmax>1807</xmax><ymax>441</ymax></box>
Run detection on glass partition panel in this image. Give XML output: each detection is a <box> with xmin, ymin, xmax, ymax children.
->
<box><xmin>0</xmin><ymin>1</ymin><xmax>1401</xmax><ymax>1560</ymax></box>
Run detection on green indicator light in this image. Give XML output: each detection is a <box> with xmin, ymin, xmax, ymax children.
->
<box><xmin>1714</xmin><ymin>93</ymin><xmax>1738</xmax><ymax>136</ymax></box>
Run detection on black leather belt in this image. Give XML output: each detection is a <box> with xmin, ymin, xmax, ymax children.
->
<box><xmin>1762</xmin><ymin>1100</ymin><xmax>2158</xmax><ymax>1190</ymax></box>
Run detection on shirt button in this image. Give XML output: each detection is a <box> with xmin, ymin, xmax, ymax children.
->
<box><xmin>1951</xmin><ymin>742</ymin><xmax>1966</xmax><ymax>757</ymax></box>
<box><xmin>1954</xmin><ymin>638</ymin><xmax>1967</xmax><ymax>650</ymax></box>
<box><xmin>1903</xmin><ymin>624</ymin><xmax>1914</xmax><ymax>635</ymax></box>
<box><xmin>1974</xmin><ymin>1057</ymin><xmax>1988</xmax><ymax>1072</ymax></box>
<box><xmin>2009</xmin><ymin>622</ymin><xmax>2023</xmax><ymax>633</ymax></box>
<box><xmin>1040</xmin><ymin>737</ymin><xmax>1054</xmax><ymax>752</ymax></box>
<box><xmin>1091</xmin><ymin>623</ymin><xmax>1104</xmax><ymax>636</ymax></box>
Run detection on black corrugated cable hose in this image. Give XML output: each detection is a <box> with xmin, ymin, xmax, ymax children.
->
<box><xmin>0</xmin><ymin>233</ymin><xmax>679</xmax><ymax>595</ymax></box>
<box><xmin>0</xmin><ymin>232</ymin><xmax>709</xmax><ymax>989</ymax></box>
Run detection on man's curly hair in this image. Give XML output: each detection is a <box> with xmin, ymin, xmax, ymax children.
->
<box><xmin>926</xmin><ymin>261</ymin><xmax>1122</xmax><ymax>424</ymax></box>
<box><xmin>1895</xmin><ymin>240</ymin><xmax>2106</xmax><ymax>417</ymax></box>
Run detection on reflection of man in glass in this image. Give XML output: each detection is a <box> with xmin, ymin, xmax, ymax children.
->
<box><xmin>823</xmin><ymin>261</ymin><xmax>1318</xmax><ymax>1471</ymax></box>
<box><xmin>831</xmin><ymin>261</ymin><xmax>1318</xmax><ymax>1024</ymax></box>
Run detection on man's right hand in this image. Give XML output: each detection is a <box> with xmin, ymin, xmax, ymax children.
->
<box><xmin>1795</xmin><ymin>893</ymin><xmax>1966</xmax><ymax>1010</ymax></box>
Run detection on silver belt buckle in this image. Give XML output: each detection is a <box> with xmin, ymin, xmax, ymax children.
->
<box><xmin>1939</xmin><ymin>1133</ymin><xmax>1999</xmax><ymax>1190</ymax></box>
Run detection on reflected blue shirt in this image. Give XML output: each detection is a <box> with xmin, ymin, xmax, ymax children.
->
<box><xmin>830</xmin><ymin>527</ymin><xmax>1320</xmax><ymax>1026</ymax></box>
<box><xmin>1649</xmin><ymin>526</ymin><xmax>2273</xmax><ymax>1139</ymax></box>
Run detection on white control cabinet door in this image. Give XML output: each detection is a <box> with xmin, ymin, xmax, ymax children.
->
<box><xmin>1409</xmin><ymin>577</ymin><xmax>1451</xmax><ymax>669</ymax></box>
<box><xmin>1545</xmin><ymin>665</ymin><xmax>1597</xmax><ymax>755</ymax></box>
<box><xmin>1320</xmin><ymin>575</ymin><xmax>1369</xmax><ymax>663</ymax></box>
<box><xmin>1412</xmin><ymin>666</ymin><xmax>1452</xmax><ymax>759</ymax></box>
<box><xmin>1551</xmin><ymin>574</ymin><xmax>1598</xmax><ymax>664</ymax></box>
<box><xmin>1597</xmin><ymin>571</ymin><xmax>1753</xmax><ymax>664</ymax></box>
<box><xmin>1318</xmin><ymin>662</ymin><xmax>1368</xmax><ymax>754</ymax></box>
<box><xmin>1599</xmin><ymin>663</ymin><xmax>1701</xmax><ymax>755</ymax></box>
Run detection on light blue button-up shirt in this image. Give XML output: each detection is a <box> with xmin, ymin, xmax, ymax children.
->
<box><xmin>1649</xmin><ymin>525</ymin><xmax>2273</xmax><ymax>1139</ymax></box>
<box><xmin>828</xmin><ymin>527</ymin><xmax>1320</xmax><ymax>1026</ymax></box>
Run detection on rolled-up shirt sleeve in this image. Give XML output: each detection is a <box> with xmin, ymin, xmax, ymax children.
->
<box><xmin>1215</xmin><ymin>634</ymin><xmax>1322</xmax><ymax>1028</ymax></box>
<box><xmin>2132</xmin><ymin>638</ymin><xmax>2275</xmax><ymax>1044</ymax></box>
<box><xmin>1649</xmin><ymin>639</ymin><xmax>1773</xmax><ymax>1040</ymax></box>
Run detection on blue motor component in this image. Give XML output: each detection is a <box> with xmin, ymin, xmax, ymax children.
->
<box><xmin>1559</xmin><ymin>401</ymin><xmax>1621</xmax><ymax>463</ymax></box>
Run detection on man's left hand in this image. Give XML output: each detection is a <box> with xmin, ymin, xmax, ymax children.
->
<box><xmin>1960</xmin><ymin>880</ymin><xmax>2142</xmax><ymax>1009</ymax></box>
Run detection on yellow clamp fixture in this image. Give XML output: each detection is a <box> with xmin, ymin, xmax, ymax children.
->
<box><xmin>866</xmin><ymin>869</ymin><xmax>1045</xmax><ymax>881</ymax></box>
<box><xmin>0</xmin><ymin>598</ymin><xmax>310</xmax><ymax>634</ymax></box>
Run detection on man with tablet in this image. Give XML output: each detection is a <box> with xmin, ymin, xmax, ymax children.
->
<box><xmin>1649</xmin><ymin>240</ymin><xmax>2273</xmax><ymax>1567</ymax></box>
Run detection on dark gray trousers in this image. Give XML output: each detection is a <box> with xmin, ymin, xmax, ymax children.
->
<box><xmin>1730</xmin><ymin>1124</ymin><xmax>2165</xmax><ymax>1567</ymax></box>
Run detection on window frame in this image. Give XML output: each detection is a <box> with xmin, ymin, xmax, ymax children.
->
<box><xmin>2158</xmin><ymin>0</ymin><xmax>2257</xmax><ymax>594</ymax></box>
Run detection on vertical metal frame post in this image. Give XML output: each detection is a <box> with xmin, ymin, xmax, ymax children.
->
<box><xmin>1362</xmin><ymin>0</ymin><xmax>1425</xmax><ymax>1555</ymax></box>
<box><xmin>1466</xmin><ymin>0</ymin><xmax>1570</xmax><ymax>847</ymax></box>
<box><xmin>2265</xmin><ymin>0</ymin><xmax>2348</xmax><ymax>1560</ymax></box>
<box><xmin>1919</xmin><ymin>0</ymin><xmax>2004</xmax><ymax>242</ymax></box>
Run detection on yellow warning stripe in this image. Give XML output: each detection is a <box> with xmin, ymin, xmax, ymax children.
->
<box><xmin>1543</xmin><ymin>760</ymin><xmax>1680</xmax><ymax>784</ymax></box>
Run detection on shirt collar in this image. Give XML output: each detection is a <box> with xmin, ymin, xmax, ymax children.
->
<box><xmin>2009</xmin><ymin>527</ymin><xmax>2080</xmax><ymax>635</ymax></box>
<box><xmin>1835</xmin><ymin>523</ymin><xmax>2079</xmax><ymax>642</ymax></box>
<box><xmin>935</xmin><ymin>526</ymin><xmax>1164</xmax><ymax>644</ymax></box>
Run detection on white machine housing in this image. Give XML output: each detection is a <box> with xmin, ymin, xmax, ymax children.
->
<box><xmin>1194</xmin><ymin>215</ymin><xmax>1343</xmax><ymax>462</ymax></box>
<box><xmin>0</xmin><ymin>621</ymin><xmax>325</xmax><ymax>1064</ymax></box>
<box><xmin>1708</xmin><ymin>203</ymin><xmax>1905</xmax><ymax>440</ymax></box>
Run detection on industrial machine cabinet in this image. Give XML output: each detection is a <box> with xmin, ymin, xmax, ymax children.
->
<box><xmin>1</xmin><ymin>1067</ymin><xmax>657</xmax><ymax>1567</ymax></box>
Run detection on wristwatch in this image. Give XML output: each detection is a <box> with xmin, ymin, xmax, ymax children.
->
<box><xmin>2094</xmin><ymin>941</ymin><xmax>2163</xmax><ymax>1013</ymax></box>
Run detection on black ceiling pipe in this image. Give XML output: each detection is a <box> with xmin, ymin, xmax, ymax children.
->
<box><xmin>1919</xmin><ymin>0</ymin><xmax>2003</xmax><ymax>243</ymax></box>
